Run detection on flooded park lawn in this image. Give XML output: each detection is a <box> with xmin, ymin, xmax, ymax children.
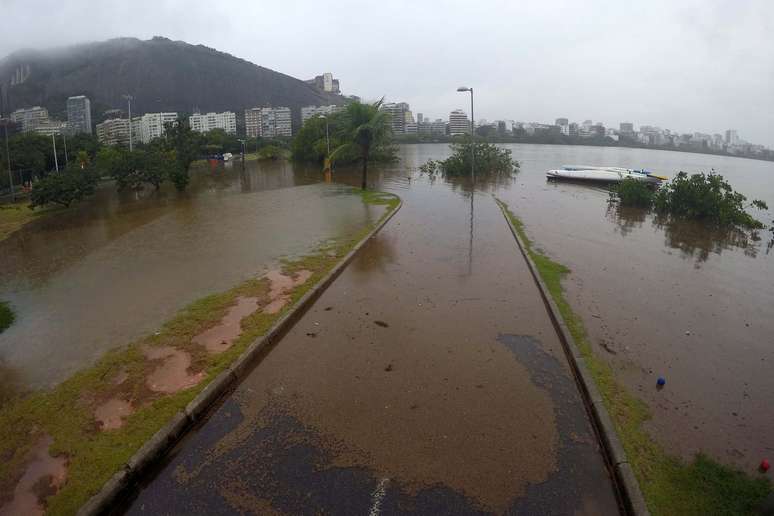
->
<box><xmin>0</xmin><ymin>160</ymin><xmax>382</xmax><ymax>390</ymax></box>
<box><xmin>1</xmin><ymin>143</ymin><xmax>772</xmax><ymax>513</ymax></box>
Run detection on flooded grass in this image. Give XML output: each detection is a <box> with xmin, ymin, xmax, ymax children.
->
<box><xmin>0</xmin><ymin>190</ymin><xmax>399</xmax><ymax>515</ymax></box>
<box><xmin>0</xmin><ymin>201</ymin><xmax>61</xmax><ymax>243</ymax></box>
<box><xmin>495</xmin><ymin>198</ymin><xmax>771</xmax><ymax>516</ymax></box>
<box><xmin>0</xmin><ymin>301</ymin><xmax>13</xmax><ymax>334</ymax></box>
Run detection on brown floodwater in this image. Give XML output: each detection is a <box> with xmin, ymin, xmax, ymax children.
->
<box><xmin>126</xmin><ymin>150</ymin><xmax>619</xmax><ymax>514</ymax></box>
<box><xmin>0</xmin><ymin>160</ymin><xmax>384</xmax><ymax>390</ymax></box>
<box><xmin>0</xmin><ymin>435</ymin><xmax>67</xmax><ymax>516</ymax></box>
<box><xmin>488</xmin><ymin>144</ymin><xmax>774</xmax><ymax>472</ymax></box>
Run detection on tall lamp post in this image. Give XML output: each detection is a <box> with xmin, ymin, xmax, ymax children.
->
<box><xmin>456</xmin><ymin>86</ymin><xmax>475</xmax><ymax>181</ymax></box>
<box><xmin>457</xmin><ymin>86</ymin><xmax>476</xmax><ymax>275</ymax></box>
<box><xmin>123</xmin><ymin>94</ymin><xmax>134</xmax><ymax>152</ymax></box>
<box><xmin>52</xmin><ymin>134</ymin><xmax>59</xmax><ymax>172</ymax></box>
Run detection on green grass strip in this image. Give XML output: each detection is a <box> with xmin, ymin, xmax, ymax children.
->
<box><xmin>495</xmin><ymin>198</ymin><xmax>770</xmax><ymax>516</ymax></box>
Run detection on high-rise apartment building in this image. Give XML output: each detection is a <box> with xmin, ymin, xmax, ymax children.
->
<box><xmin>244</xmin><ymin>107</ymin><xmax>292</xmax><ymax>138</ymax></box>
<box><xmin>448</xmin><ymin>109</ymin><xmax>471</xmax><ymax>135</ymax></box>
<box><xmin>96</xmin><ymin>118</ymin><xmax>131</xmax><ymax>146</ymax></box>
<box><xmin>67</xmin><ymin>95</ymin><xmax>92</xmax><ymax>135</ymax></box>
<box><xmin>131</xmin><ymin>112</ymin><xmax>178</xmax><ymax>144</ymax></box>
<box><xmin>300</xmin><ymin>105</ymin><xmax>342</xmax><ymax>125</ymax></box>
<box><xmin>10</xmin><ymin>106</ymin><xmax>50</xmax><ymax>133</ymax></box>
<box><xmin>188</xmin><ymin>112</ymin><xmax>236</xmax><ymax>134</ymax></box>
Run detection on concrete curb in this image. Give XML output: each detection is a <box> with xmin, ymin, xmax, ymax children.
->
<box><xmin>495</xmin><ymin>198</ymin><xmax>650</xmax><ymax>516</ymax></box>
<box><xmin>77</xmin><ymin>195</ymin><xmax>403</xmax><ymax>516</ymax></box>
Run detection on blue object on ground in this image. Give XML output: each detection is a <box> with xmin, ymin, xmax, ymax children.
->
<box><xmin>657</xmin><ymin>377</ymin><xmax>666</xmax><ymax>386</ymax></box>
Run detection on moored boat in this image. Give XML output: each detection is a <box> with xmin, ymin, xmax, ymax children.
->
<box><xmin>547</xmin><ymin>165</ymin><xmax>666</xmax><ymax>184</ymax></box>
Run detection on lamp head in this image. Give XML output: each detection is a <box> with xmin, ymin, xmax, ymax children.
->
<box><xmin>456</xmin><ymin>86</ymin><xmax>471</xmax><ymax>92</ymax></box>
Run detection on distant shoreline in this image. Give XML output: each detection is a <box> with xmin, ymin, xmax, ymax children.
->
<box><xmin>395</xmin><ymin>137</ymin><xmax>774</xmax><ymax>165</ymax></box>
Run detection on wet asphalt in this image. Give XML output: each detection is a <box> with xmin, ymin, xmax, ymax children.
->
<box><xmin>122</xmin><ymin>170</ymin><xmax>621</xmax><ymax>515</ymax></box>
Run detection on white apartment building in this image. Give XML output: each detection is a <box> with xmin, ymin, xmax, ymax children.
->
<box><xmin>244</xmin><ymin>107</ymin><xmax>292</xmax><ymax>138</ymax></box>
<box><xmin>188</xmin><ymin>111</ymin><xmax>236</xmax><ymax>134</ymax></box>
<box><xmin>132</xmin><ymin>112</ymin><xmax>178</xmax><ymax>144</ymax></box>
<box><xmin>10</xmin><ymin>106</ymin><xmax>50</xmax><ymax>133</ymax></box>
<box><xmin>96</xmin><ymin>118</ymin><xmax>131</xmax><ymax>146</ymax></box>
<box><xmin>448</xmin><ymin>109</ymin><xmax>471</xmax><ymax>135</ymax></box>
<box><xmin>300</xmin><ymin>105</ymin><xmax>342</xmax><ymax>125</ymax></box>
<box><xmin>67</xmin><ymin>95</ymin><xmax>92</xmax><ymax>135</ymax></box>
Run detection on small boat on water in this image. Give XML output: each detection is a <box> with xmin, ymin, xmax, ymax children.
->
<box><xmin>547</xmin><ymin>165</ymin><xmax>666</xmax><ymax>184</ymax></box>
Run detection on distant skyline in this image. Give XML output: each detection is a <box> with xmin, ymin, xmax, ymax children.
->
<box><xmin>2</xmin><ymin>0</ymin><xmax>773</xmax><ymax>148</ymax></box>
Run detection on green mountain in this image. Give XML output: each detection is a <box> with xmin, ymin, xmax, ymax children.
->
<box><xmin>0</xmin><ymin>36</ymin><xmax>343</xmax><ymax>128</ymax></box>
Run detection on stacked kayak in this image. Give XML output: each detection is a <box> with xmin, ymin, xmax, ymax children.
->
<box><xmin>547</xmin><ymin>165</ymin><xmax>667</xmax><ymax>185</ymax></box>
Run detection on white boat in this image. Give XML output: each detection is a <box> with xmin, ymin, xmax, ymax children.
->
<box><xmin>547</xmin><ymin>165</ymin><xmax>666</xmax><ymax>184</ymax></box>
<box><xmin>222</xmin><ymin>152</ymin><xmax>234</xmax><ymax>162</ymax></box>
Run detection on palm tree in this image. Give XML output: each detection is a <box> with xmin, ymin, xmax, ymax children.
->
<box><xmin>330</xmin><ymin>99</ymin><xmax>390</xmax><ymax>190</ymax></box>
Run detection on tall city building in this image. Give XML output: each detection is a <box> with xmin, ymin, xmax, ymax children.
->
<box><xmin>305</xmin><ymin>73</ymin><xmax>341</xmax><ymax>94</ymax></box>
<box><xmin>131</xmin><ymin>112</ymin><xmax>178</xmax><ymax>144</ymax></box>
<box><xmin>96</xmin><ymin>118</ymin><xmax>131</xmax><ymax>146</ymax></box>
<box><xmin>417</xmin><ymin>113</ymin><xmax>424</xmax><ymax>124</ymax></box>
<box><xmin>67</xmin><ymin>95</ymin><xmax>92</xmax><ymax>135</ymax></box>
<box><xmin>725</xmin><ymin>129</ymin><xmax>739</xmax><ymax>145</ymax></box>
<box><xmin>555</xmin><ymin>117</ymin><xmax>569</xmax><ymax>135</ymax></box>
<box><xmin>300</xmin><ymin>105</ymin><xmax>342</xmax><ymax>125</ymax></box>
<box><xmin>619</xmin><ymin>122</ymin><xmax>634</xmax><ymax>134</ymax></box>
<box><xmin>245</xmin><ymin>107</ymin><xmax>292</xmax><ymax>138</ymax></box>
<box><xmin>448</xmin><ymin>109</ymin><xmax>471</xmax><ymax>135</ymax></box>
<box><xmin>381</xmin><ymin>102</ymin><xmax>411</xmax><ymax>134</ymax></box>
<box><xmin>10</xmin><ymin>106</ymin><xmax>50</xmax><ymax>133</ymax></box>
<box><xmin>188</xmin><ymin>112</ymin><xmax>237</xmax><ymax>134</ymax></box>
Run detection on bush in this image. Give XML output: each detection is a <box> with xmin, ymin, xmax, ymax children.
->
<box><xmin>611</xmin><ymin>178</ymin><xmax>654</xmax><ymax>207</ymax></box>
<box><xmin>420</xmin><ymin>138</ymin><xmax>518</xmax><ymax>177</ymax></box>
<box><xmin>654</xmin><ymin>172</ymin><xmax>768</xmax><ymax>229</ymax></box>
<box><xmin>29</xmin><ymin>165</ymin><xmax>99</xmax><ymax>208</ymax></box>
<box><xmin>0</xmin><ymin>302</ymin><xmax>13</xmax><ymax>334</ymax></box>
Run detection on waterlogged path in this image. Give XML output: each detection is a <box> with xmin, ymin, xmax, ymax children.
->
<box><xmin>126</xmin><ymin>170</ymin><xmax>620</xmax><ymax>514</ymax></box>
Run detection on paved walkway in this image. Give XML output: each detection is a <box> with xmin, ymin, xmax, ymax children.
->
<box><xmin>125</xmin><ymin>176</ymin><xmax>620</xmax><ymax>515</ymax></box>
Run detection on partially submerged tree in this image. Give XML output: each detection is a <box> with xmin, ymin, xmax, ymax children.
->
<box><xmin>420</xmin><ymin>138</ymin><xmax>519</xmax><ymax>178</ymax></box>
<box><xmin>329</xmin><ymin>100</ymin><xmax>392</xmax><ymax>190</ymax></box>
<box><xmin>29</xmin><ymin>162</ymin><xmax>99</xmax><ymax>208</ymax></box>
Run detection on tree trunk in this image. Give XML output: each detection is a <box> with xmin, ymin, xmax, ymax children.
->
<box><xmin>361</xmin><ymin>145</ymin><xmax>370</xmax><ymax>190</ymax></box>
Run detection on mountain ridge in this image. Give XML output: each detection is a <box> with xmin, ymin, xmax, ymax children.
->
<box><xmin>0</xmin><ymin>36</ymin><xmax>344</xmax><ymax>128</ymax></box>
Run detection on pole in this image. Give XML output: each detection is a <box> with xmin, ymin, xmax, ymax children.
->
<box><xmin>125</xmin><ymin>95</ymin><xmax>133</xmax><ymax>152</ymax></box>
<box><xmin>52</xmin><ymin>134</ymin><xmax>59</xmax><ymax>172</ymax></box>
<box><xmin>4</xmin><ymin>123</ymin><xmax>14</xmax><ymax>202</ymax></box>
<box><xmin>469</xmin><ymin>88</ymin><xmax>475</xmax><ymax>182</ymax></box>
<box><xmin>63</xmin><ymin>131</ymin><xmax>68</xmax><ymax>166</ymax></box>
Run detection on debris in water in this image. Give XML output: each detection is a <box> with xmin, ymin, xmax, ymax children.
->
<box><xmin>685</xmin><ymin>330</ymin><xmax>691</xmax><ymax>336</ymax></box>
<box><xmin>761</xmin><ymin>459</ymin><xmax>770</xmax><ymax>472</ymax></box>
<box><xmin>384</xmin><ymin>364</ymin><xmax>393</xmax><ymax>372</ymax></box>
<box><xmin>374</xmin><ymin>320</ymin><xmax>389</xmax><ymax>328</ymax></box>
<box><xmin>657</xmin><ymin>377</ymin><xmax>666</xmax><ymax>387</ymax></box>
<box><xmin>306</xmin><ymin>332</ymin><xmax>317</xmax><ymax>338</ymax></box>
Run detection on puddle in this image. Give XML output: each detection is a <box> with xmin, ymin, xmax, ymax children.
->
<box><xmin>0</xmin><ymin>435</ymin><xmax>67</xmax><ymax>516</ymax></box>
<box><xmin>144</xmin><ymin>346</ymin><xmax>204</xmax><ymax>394</ymax></box>
<box><xmin>95</xmin><ymin>398</ymin><xmax>134</xmax><ymax>430</ymax></box>
<box><xmin>262</xmin><ymin>270</ymin><xmax>312</xmax><ymax>314</ymax></box>
<box><xmin>193</xmin><ymin>297</ymin><xmax>260</xmax><ymax>354</ymax></box>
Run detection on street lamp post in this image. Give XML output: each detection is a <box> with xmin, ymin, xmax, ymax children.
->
<box><xmin>456</xmin><ymin>86</ymin><xmax>475</xmax><ymax>181</ymax></box>
<box><xmin>62</xmin><ymin>131</ymin><xmax>68</xmax><ymax>166</ymax></box>
<box><xmin>52</xmin><ymin>134</ymin><xmax>59</xmax><ymax>172</ymax></box>
<box><xmin>123</xmin><ymin>94</ymin><xmax>134</xmax><ymax>152</ymax></box>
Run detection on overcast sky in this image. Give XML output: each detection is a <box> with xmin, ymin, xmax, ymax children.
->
<box><xmin>2</xmin><ymin>0</ymin><xmax>773</xmax><ymax>146</ymax></box>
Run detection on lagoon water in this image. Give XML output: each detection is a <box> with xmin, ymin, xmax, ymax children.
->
<box><xmin>1</xmin><ymin>143</ymin><xmax>772</xmax><ymax>472</ymax></box>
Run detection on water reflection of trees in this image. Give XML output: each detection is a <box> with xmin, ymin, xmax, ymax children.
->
<box><xmin>608</xmin><ymin>204</ymin><xmax>766</xmax><ymax>263</ymax></box>
<box><xmin>436</xmin><ymin>171</ymin><xmax>517</xmax><ymax>195</ymax></box>
<box><xmin>606</xmin><ymin>204</ymin><xmax>646</xmax><ymax>237</ymax></box>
